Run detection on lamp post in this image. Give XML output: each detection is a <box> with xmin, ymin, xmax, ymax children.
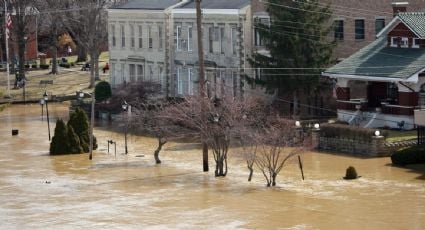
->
<box><xmin>43</xmin><ymin>91</ymin><xmax>51</xmax><ymax>140</ymax></box>
<box><xmin>121</xmin><ymin>101</ymin><xmax>129</xmax><ymax>154</ymax></box>
<box><xmin>39</xmin><ymin>99</ymin><xmax>45</xmax><ymax>121</ymax></box>
<box><xmin>77</xmin><ymin>90</ymin><xmax>95</xmax><ymax>160</ymax></box>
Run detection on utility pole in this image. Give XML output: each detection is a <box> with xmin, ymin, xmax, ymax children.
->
<box><xmin>196</xmin><ymin>0</ymin><xmax>208</xmax><ymax>172</ymax></box>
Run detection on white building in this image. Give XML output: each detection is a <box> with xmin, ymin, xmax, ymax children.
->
<box><xmin>107</xmin><ymin>0</ymin><xmax>252</xmax><ymax>98</ymax></box>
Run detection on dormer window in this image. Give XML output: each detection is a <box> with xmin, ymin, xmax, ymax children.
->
<box><xmin>400</xmin><ymin>37</ymin><xmax>408</xmax><ymax>48</ymax></box>
<box><xmin>413</xmin><ymin>38</ymin><xmax>420</xmax><ymax>48</ymax></box>
<box><xmin>390</xmin><ymin>37</ymin><xmax>398</xmax><ymax>47</ymax></box>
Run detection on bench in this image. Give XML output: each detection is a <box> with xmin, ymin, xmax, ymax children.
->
<box><xmin>39</xmin><ymin>80</ymin><xmax>53</xmax><ymax>87</ymax></box>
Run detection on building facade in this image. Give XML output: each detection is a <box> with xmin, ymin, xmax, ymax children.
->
<box><xmin>108</xmin><ymin>0</ymin><xmax>252</xmax><ymax>98</ymax></box>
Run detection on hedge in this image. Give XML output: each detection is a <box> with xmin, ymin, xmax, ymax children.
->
<box><xmin>320</xmin><ymin>123</ymin><xmax>388</xmax><ymax>143</ymax></box>
<box><xmin>391</xmin><ymin>145</ymin><xmax>425</xmax><ymax>166</ymax></box>
<box><xmin>40</xmin><ymin>64</ymin><xmax>50</xmax><ymax>69</ymax></box>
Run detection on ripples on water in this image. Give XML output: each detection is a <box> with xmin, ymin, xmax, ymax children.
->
<box><xmin>0</xmin><ymin>104</ymin><xmax>425</xmax><ymax>229</ymax></box>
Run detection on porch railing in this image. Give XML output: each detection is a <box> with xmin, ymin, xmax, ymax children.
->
<box><xmin>337</xmin><ymin>100</ymin><xmax>368</xmax><ymax>111</ymax></box>
<box><xmin>381</xmin><ymin>103</ymin><xmax>415</xmax><ymax>116</ymax></box>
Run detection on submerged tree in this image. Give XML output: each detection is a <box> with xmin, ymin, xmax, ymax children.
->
<box><xmin>67</xmin><ymin>107</ymin><xmax>97</xmax><ymax>152</ymax></box>
<box><xmin>50</xmin><ymin>119</ymin><xmax>70</xmax><ymax>155</ymax></box>
<box><xmin>163</xmin><ymin>93</ymin><xmax>266</xmax><ymax>177</ymax></box>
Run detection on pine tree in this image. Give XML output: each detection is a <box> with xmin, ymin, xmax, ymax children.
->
<box><xmin>50</xmin><ymin>119</ymin><xmax>70</xmax><ymax>155</ymax></box>
<box><xmin>250</xmin><ymin>0</ymin><xmax>335</xmax><ymax>113</ymax></box>
<box><xmin>67</xmin><ymin>125</ymin><xmax>83</xmax><ymax>154</ymax></box>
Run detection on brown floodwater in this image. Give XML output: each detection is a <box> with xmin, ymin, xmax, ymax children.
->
<box><xmin>0</xmin><ymin>103</ymin><xmax>424</xmax><ymax>229</ymax></box>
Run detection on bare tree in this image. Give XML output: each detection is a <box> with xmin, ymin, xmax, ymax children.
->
<box><xmin>34</xmin><ymin>0</ymin><xmax>66</xmax><ymax>74</ymax></box>
<box><xmin>163</xmin><ymin>93</ymin><xmax>266</xmax><ymax>177</ymax></box>
<box><xmin>62</xmin><ymin>0</ymin><xmax>108</xmax><ymax>88</ymax></box>
<box><xmin>253</xmin><ymin>117</ymin><xmax>305</xmax><ymax>187</ymax></box>
<box><xmin>9</xmin><ymin>0</ymin><xmax>37</xmax><ymax>81</ymax></box>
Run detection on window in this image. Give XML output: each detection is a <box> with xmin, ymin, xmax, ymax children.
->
<box><xmin>209</xmin><ymin>27</ymin><xmax>214</xmax><ymax>53</ymax></box>
<box><xmin>400</xmin><ymin>37</ymin><xmax>408</xmax><ymax>48</ymax></box>
<box><xmin>188</xmin><ymin>68</ymin><xmax>193</xmax><ymax>95</ymax></box>
<box><xmin>130</xmin><ymin>24</ymin><xmax>135</xmax><ymax>48</ymax></box>
<box><xmin>158</xmin><ymin>65</ymin><xmax>165</xmax><ymax>90</ymax></box>
<box><xmin>177</xmin><ymin>67</ymin><xmax>183</xmax><ymax>95</ymax></box>
<box><xmin>413</xmin><ymin>38</ymin><xmax>420</xmax><ymax>48</ymax></box>
<box><xmin>187</xmin><ymin>26</ymin><xmax>193</xmax><ymax>51</ymax></box>
<box><xmin>148</xmin><ymin>65</ymin><xmax>153</xmax><ymax>81</ymax></box>
<box><xmin>137</xmin><ymin>64</ymin><xmax>143</xmax><ymax>81</ymax></box>
<box><xmin>176</xmin><ymin>26</ymin><xmax>182</xmax><ymax>51</ymax></box>
<box><xmin>121</xmin><ymin>63</ymin><xmax>125</xmax><ymax>83</ymax></box>
<box><xmin>354</xmin><ymin>19</ymin><xmax>365</xmax><ymax>40</ymax></box>
<box><xmin>220</xmin><ymin>27</ymin><xmax>225</xmax><ymax>54</ymax></box>
<box><xmin>129</xmin><ymin>64</ymin><xmax>135</xmax><ymax>82</ymax></box>
<box><xmin>138</xmin><ymin>25</ymin><xmax>143</xmax><ymax>48</ymax></box>
<box><xmin>375</xmin><ymin>18</ymin><xmax>385</xmax><ymax>35</ymax></box>
<box><xmin>148</xmin><ymin>25</ymin><xmax>152</xmax><ymax>49</ymax></box>
<box><xmin>254</xmin><ymin>17</ymin><xmax>270</xmax><ymax>46</ymax></box>
<box><xmin>231</xmin><ymin>27</ymin><xmax>237</xmax><ymax>54</ymax></box>
<box><xmin>111</xmin><ymin>63</ymin><xmax>116</xmax><ymax>85</ymax></box>
<box><xmin>391</xmin><ymin>37</ymin><xmax>398</xmax><ymax>47</ymax></box>
<box><xmin>111</xmin><ymin>25</ymin><xmax>116</xmax><ymax>47</ymax></box>
<box><xmin>120</xmin><ymin>24</ymin><xmax>125</xmax><ymax>47</ymax></box>
<box><xmin>334</xmin><ymin>20</ymin><xmax>344</xmax><ymax>41</ymax></box>
<box><xmin>158</xmin><ymin>25</ymin><xmax>163</xmax><ymax>50</ymax></box>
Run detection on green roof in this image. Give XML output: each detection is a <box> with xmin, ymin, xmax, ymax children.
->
<box><xmin>398</xmin><ymin>12</ymin><xmax>425</xmax><ymax>38</ymax></box>
<box><xmin>323</xmin><ymin>37</ymin><xmax>425</xmax><ymax>80</ymax></box>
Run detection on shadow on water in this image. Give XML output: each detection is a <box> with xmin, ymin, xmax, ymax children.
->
<box><xmin>386</xmin><ymin>163</ymin><xmax>425</xmax><ymax>180</ymax></box>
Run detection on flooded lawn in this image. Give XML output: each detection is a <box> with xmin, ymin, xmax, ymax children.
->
<box><xmin>0</xmin><ymin>104</ymin><xmax>424</xmax><ymax>229</ymax></box>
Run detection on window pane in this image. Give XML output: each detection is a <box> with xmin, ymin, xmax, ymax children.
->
<box><xmin>375</xmin><ymin>19</ymin><xmax>385</xmax><ymax>35</ymax></box>
<box><xmin>355</xmin><ymin>19</ymin><xmax>365</xmax><ymax>40</ymax></box>
<box><xmin>334</xmin><ymin>20</ymin><xmax>344</xmax><ymax>41</ymax></box>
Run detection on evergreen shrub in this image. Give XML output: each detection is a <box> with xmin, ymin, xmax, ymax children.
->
<box><xmin>391</xmin><ymin>145</ymin><xmax>425</xmax><ymax>166</ymax></box>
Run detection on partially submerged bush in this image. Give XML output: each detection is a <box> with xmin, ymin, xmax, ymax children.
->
<box><xmin>321</xmin><ymin>124</ymin><xmax>388</xmax><ymax>142</ymax></box>
<box><xmin>40</xmin><ymin>64</ymin><xmax>50</xmax><ymax>70</ymax></box>
<box><xmin>343</xmin><ymin>166</ymin><xmax>358</xmax><ymax>180</ymax></box>
<box><xmin>391</xmin><ymin>145</ymin><xmax>425</xmax><ymax>166</ymax></box>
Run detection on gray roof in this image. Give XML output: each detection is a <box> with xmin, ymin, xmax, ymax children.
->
<box><xmin>178</xmin><ymin>0</ymin><xmax>250</xmax><ymax>9</ymax></box>
<box><xmin>323</xmin><ymin>37</ymin><xmax>425</xmax><ymax>80</ymax></box>
<box><xmin>398</xmin><ymin>12</ymin><xmax>425</xmax><ymax>38</ymax></box>
<box><xmin>113</xmin><ymin>0</ymin><xmax>181</xmax><ymax>10</ymax></box>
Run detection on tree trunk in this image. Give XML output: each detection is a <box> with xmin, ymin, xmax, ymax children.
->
<box><xmin>271</xmin><ymin>173</ymin><xmax>277</xmax><ymax>186</ymax></box>
<box><xmin>18</xmin><ymin>39</ymin><xmax>25</xmax><ymax>81</ymax></box>
<box><xmin>76</xmin><ymin>46</ymin><xmax>87</xmax><ymax>63</ymax></box>
<box><xmin>154</xmin><ymin>138</ymin><xmax>166</xmax><ymax>164</ymax></box>
<box><xmin>51</xmin><ymin>46</ymin><xmax>58</xmax><ymax>74</ymax></box>
<box><xmin>89</xmin><ymin>56</ymin><xmax>95</xmax><ymax>88</ymax></box>
<box><xmin>247</xmin><ymin>165</ymin><xmax>253</xmax><ymax>182</ymax></box>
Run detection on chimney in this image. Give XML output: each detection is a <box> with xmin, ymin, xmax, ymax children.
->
<box><xmin>392</xmin><ymin>2</ymin><xmax>409</xmax><ymax>16</ymax></box>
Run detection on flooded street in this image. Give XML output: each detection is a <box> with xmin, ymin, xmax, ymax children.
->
<box><xmin>1</xmin><ymin>104</ymin><xmax>425</xmax><ymax>229</ymax></box>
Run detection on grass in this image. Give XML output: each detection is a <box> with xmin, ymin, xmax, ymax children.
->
<box><xmin>385</xmin><ymin>130</ymin><xmax>417</xmax><ymax>142</ymax></box>
<box><xmin>0</xmin><ymin>103</ymin><xmax>9</xmax><ymax>112</ymax></box>
<box><xmin>45</xmin><ymin>51</ymin><xmax>109</xmax><ymax>65</ymax></box>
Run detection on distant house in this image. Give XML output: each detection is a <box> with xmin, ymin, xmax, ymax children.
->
<box><xmin>322</xmin><ymin>12</ymin><xmax>425</xmax><ymax>130</ymax></box>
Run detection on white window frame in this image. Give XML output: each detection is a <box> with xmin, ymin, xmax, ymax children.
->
<box><xmin>231</xmin><ymin>27</ymin><xmax>237</xmax><ymax>55</ymax></box>
<box><xmin>148</xmin><ymin>64</ymin><xmax>153</xmax><ymax>81</ymax></box>
<box><xmin>130</xmin><ymin>24</ymin><xmax>135</xmax><ymax>48</ymax></box>
<box><xmin>390</xmin><ymin>37</ymin><xmax>398</xmax><ymax>47</ymax></box>
<box><xmin>187</xmin><ymin>26</ymin><xmax>193</xmax><ymax>52</ymax></box>
<box><xmin>148</xmin><ymin>25</ymin><xmax>153</xmax><ymax>49</ymax></box>
<box><xmin>400</xmin><ymin>37</ymin><xmax>408</xmax><ymax>48</ymax></box>
<box><xmin>120</xmin><ymin>24</ymin><xmax>125</xmax><ymax>48</ymax></box>
<box><xmin>220</xmin><ymin>27</ymin><xmax>225</xmax><ymax>54</ymax></box>
<box><xmin>176</xmin><ymin>26</ymin><xmax>182</xmax><ymax>51</ymax></box>
<box><xmin>188</xmin><ymin>68</ymin><xmax>193</xmax><ymax>95</ymax></box>
<box><xmin>137</xmin><ymin>64</ymin><xmax>143</xmax><ymax>81</ymax></box>
<box><xmin>177</xmin><ymin>67</ymin><xmax>183</xmax><ymax>95</ymax></box>
<box><xmin>111</xmin><ymin>24</ymin><xmax>116</xmax><ymax>47</ymax></box>
<box><xmin>138</xmin><ymin>25</ymin><xmax>143</xmax><ymax>49</ymax></box>
<box><xmin>413</xmin><ymin>38</ymin><xmax>420</xmax><ymax>48</ymax></box>
<box><xmin>158</xmin><ymin>25</ymin><xmax>163</xmax><ymax>50</ymax></box>
<box><xmin>121</xmin><ymin>63</ymin><xmax>125</xmax><ymax>83</ymax></box>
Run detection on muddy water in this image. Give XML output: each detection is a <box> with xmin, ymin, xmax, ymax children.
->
<box><xmin>0</xmin><ymin>104</ymin><xmax>424</xmax><ymax>229</ymax></box>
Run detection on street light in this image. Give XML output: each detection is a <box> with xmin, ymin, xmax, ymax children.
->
<box><xmin>77</xmin><ymin>90</ymin><xmax>95</xmax><ymax>160</ymax></box>
<box><xmin>121</xmin><ymin>101</ymin><xmax>129</xmax><ymax>154</ymax></box>
<box><xmin>39</xmin><ymin>99</ymin><xmax>45</xmax><ymax>121</ymax></box>
<box><xmin>43</xmin><ymin>91</ymin><xmax>51</xmax><ymax>140</ymax></box>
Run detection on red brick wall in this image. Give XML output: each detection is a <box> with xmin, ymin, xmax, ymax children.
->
<box><xmin>398</xmin><ymin>92</ymin><xmax>418</xmax><ymax>106</ymax></box>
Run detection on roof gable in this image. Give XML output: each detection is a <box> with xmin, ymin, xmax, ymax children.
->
<box><xmin>377</xmin><ymin>12</ymin><xmax>425</xmax><ymax>38</ymax></box>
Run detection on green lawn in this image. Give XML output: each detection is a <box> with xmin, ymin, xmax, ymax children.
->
<box><xmin>386</xmin><ymin>130</ymin><xmax>417</xmax><ymax>142</ymax></box>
